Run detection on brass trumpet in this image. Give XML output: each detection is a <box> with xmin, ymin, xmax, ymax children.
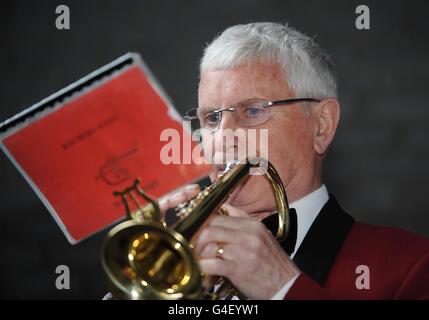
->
<box><xmin>101</xmin><ymin>158</ymin><xmax>291</xmax><ymax>299</ymax></box>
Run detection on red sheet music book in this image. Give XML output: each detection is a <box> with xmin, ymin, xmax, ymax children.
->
<box><xmin>0</xmin><ymin>53</ymin><xmax>211</xmax><ymax>244</ymax></box>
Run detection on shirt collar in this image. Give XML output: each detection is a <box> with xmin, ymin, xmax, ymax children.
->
<box><xmin>289</xmin><ymin>184</ymin><xmax>329</xmax><ymax>258</ymax></box>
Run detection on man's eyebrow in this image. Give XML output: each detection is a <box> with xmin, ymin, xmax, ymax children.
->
<box><xmin>198</xmin><ymin>106</ymin><xmax>219</xmax><ymax>113</ymax></box>
<box><xmin>199</xmin><ymin>98</ymin><xmax>265</xmax><ymax>113</ymax></box>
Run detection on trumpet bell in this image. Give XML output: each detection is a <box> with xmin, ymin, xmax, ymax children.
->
<box><xmin>101</xmin><ymin>220</ymin><xmax>202</xmax><ymax>300</ymax></box>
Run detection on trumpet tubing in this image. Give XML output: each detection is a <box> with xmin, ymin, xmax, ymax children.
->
<box><xmin>101</xmin><ymin>159</ymin><xmax>290</xmax><ymax>299</ymax></box>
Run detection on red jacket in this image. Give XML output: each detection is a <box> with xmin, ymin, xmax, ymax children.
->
<box><xmin>285</xmin><ymin>197</ymin><xmax>429</xmax><ymax>300</ymax></box>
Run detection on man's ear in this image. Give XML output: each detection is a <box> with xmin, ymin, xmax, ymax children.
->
<box><xmin>313</xmin><ymin>99</ymin><xmax>340</xmax><ymax>156</ymax></box>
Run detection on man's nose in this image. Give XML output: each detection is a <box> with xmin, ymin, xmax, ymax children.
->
<box><xmin>213</xmin><ymin>111</ymin><xmax>241</xmax><ymax>161</ymax></box>
<box><xmin>217</xmin><ymin>110</ymin><xmax>237</xmax><ymax>131</ymax></box>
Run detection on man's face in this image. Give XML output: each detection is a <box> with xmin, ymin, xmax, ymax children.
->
<box><xmin>198</xmin><ymin>63</ymin><xmax>318</xmax><ymax>218</ymax></box>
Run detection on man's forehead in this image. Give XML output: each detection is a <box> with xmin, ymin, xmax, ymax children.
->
<box><xmin>198</xmin><ymin>64</ymin><xmax>291</xmax><ymax>107</ymax></box>
<box><xmin>200</xmin><ymin>63</ymin><xmax>285</xmax><ymax>85</ymax></box>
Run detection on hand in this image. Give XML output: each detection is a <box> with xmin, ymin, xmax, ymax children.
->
<box><xmin>158</xmin><ymin>184</ymin><xmax>201</xmax><ymax>218</ymax></box>
<box><xmin>195</xmin><ymin>204</ymin><xmax>300</xmax><ymax>299</ymax></box>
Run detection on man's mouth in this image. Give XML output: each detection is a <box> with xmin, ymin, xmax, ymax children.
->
<box><xmin>213</xmin><ymin>159</ymin><xmax>243</xmax><ymax>179</ymax></box>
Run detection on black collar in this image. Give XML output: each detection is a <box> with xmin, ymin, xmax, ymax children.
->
<box><xmin>262</xmin><ymin>208</ymin><xmax>298</xmax><ymax>256</ymax></box>
<box><xmin>292</xmin><ymin>195</ymin><xmax>354</xmax><ymax>285</ymax></box>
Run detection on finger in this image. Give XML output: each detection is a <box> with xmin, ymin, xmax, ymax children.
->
<box><xmin>199</xmin><ymin>258</ymin><xmax>235</xmax><ymax>278</ymax></box>
<box><xmin>198</xmin><ymin>242</ymin><xmax>238</xmax><ymax>261</ymax></box>
<box><xmin>195</xmin><ymin>226</ymin><xmax>243</xmax><ymax>254</ymax></box>
<box><xmin>158</xmin><ymin>184</ymin><xmax>200</xmax><ymax>213</ymax></box>
<box><xmin>222</xmin><ymin>203</ymin><xmax>250</xmax><ymax>218</ymax></box>
<box><xmin>209</xmin><ymin>215</ymin><xmax>254</xmax><ymax>230</ymax></box>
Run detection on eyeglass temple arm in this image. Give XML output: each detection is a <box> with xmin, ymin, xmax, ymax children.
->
<box><xmin>269</xmin><ymin>98</ymin><xmax>321</xmax><ymax>106</ymax></box>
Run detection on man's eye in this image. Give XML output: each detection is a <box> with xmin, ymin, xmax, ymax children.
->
<box><xmin>204</xmin><ymin>112</ymin><xmax>220</xmax><ymax>125</ymax></box>
<box><xmin>244</xmin><ymin>106</ymin><xmax>264</xmax><ymax>117</ymax></box>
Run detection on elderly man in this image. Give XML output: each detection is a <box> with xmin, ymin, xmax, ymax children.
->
<box><xmin>160</xmin><ymin>22</ymin><xmax>429</xmax><ymax>300</ymax></box>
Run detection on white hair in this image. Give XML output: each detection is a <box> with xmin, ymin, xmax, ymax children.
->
<box><xmin>200</xmin><ymin>22</ymin><xmax>337</xmax><ymax>99</ymax></box>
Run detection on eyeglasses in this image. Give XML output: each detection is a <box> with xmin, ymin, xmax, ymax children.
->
<box><xmin>184</xmin><ymin>98</ymin><xmax>321</xmax><ymax>135</ymax></box>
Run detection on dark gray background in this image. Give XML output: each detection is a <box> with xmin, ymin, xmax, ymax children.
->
<box><xmin>0</xmin><ymin>0</ymin><xmax>428</xmax><ymax>299</ymax></box>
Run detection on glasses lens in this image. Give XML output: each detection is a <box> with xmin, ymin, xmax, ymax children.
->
<box><xmin>184</xmin><ymin>108</ymin><xmax>203</xmax><ymax>141</ymax></box>
<box><xmin>236</xmin><ymin>99</ymin><xmax>270</xmax><ymax>126</ymax></box>
<box><xmin>202</xmin><ymin>111</ymin><xmax>221</xmax><ymax>130</ymax></box>
<box><xmin>195</xmin><ymin>108</ymin><xmax>221</xmax><ymax>132</ymax></box>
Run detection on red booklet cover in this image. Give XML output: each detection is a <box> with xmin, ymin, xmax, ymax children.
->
<box><xmin>0</xmin><ymin>53</ymin><xmax>211</xmax><ymax>244</ymax></box>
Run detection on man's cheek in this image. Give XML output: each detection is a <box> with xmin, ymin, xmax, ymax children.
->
<box><xmin>201</xmin><ymin>139</ymin><xmax>215</xmax><ymax>163</ymax></box>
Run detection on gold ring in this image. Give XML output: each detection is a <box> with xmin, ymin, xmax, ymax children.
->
<box><xmin>215</xmin><ymin>243</ymin><xmax>224</xmax><ymax>259</ymax></box>
<box><xmin>219</xmin><ymin>208</ymin><xmax>229</xmax><ymax>216</ymax></box>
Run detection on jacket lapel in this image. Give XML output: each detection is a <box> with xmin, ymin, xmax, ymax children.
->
<box><xmin>292</xmin><ymin>196</ymin><xmax>354</xmax><ymax>285</ymax></box>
